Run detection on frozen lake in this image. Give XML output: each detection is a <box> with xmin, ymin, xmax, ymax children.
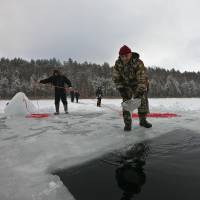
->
<box><xmin>54</xmin><ymin>129</ymin><xmax>200</xmax><ymax>200</ymax></box>
<box><xmin>0</xmin><ymin>98</ymin><xmax>200</xmax><ymax>200</ymax></box>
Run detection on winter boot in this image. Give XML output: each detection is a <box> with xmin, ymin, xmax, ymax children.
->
<box><xmin>64</xmin><ymin>104</ymin><xmax>68</xmax><ymax>114</ymax></box>
<box><xmin>54</xmin><ymin>104</ymin><xmax>60</xmax><ymax>115</ymax></box>
<box><xmin>124</xmin><ymin>123</ymin><xmax>132</xmax><ymax>131</ymax></box>
<box><xmin>139</xmin><ymin>114</ymin><xmax>152</xmax><ymax>128</ymax></box>
<box><xmin>123</xmin><ymin>110</ymin><xmax>132</xmax><ymax>131</ymax></box>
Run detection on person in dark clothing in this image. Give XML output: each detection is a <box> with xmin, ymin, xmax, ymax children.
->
<box><xmin>74</xmin><ymin>89</ymin><xmax>80</xmax><ymax>103</ymax></box>
<box><xmin>39</xmin><ymin>69</ymin><xmax>72</xmax><ymax>115</ymax></box>
<box><xmin>96</xmin><ymin>87</ymin><xmax>103</xmax><ymax>107</ymax></box>
<box><xmin>70</xmin><ymin>90</ymin><xmax>75</xmax><ymax>102</ymax></box>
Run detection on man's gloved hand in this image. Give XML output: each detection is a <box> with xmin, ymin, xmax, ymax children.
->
<box><xmin>118</xmin><ymin>87</ymin><xmax>131</xmax><ymax>99</ymax></box>
<box><xmin>118</xmin><ymin>88</ymin><xmax>125</xmax><ymax>94</ymax></box>
<box><xmin>118</xmin><ymin>87</ymin><xmax>136</xmax><ymax>100</ymax></box>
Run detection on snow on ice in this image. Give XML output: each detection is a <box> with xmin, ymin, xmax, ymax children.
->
<box><xmin>0</xmin><ymin>95</ymin><xmax>200</xmax><ymax>200</ymax></box>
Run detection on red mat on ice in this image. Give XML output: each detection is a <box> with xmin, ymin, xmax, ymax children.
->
<box><xmin>132</xmin><ymin>113</ymin><xmax>179</xmax><ymax>118</ymax></box>
<box><xmin>26</xmin><ymin>113</ymin><xmax>50</xmax><ymax>118</ymax></box>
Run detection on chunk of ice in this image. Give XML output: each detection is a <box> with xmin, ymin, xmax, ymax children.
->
<box><xmin>4</xmin><ymin>92</ymin><xmax>37</xmax><ymax>116</ymax></box>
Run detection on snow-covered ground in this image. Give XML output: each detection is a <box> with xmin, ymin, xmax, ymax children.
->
<box><xmin>0</xmin><ymin>98</ymin><xmax>200</xmax><ymax>200</ymax></box>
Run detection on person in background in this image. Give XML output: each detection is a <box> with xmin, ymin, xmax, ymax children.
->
<box><xmin>74</xmin><ymin>89</ymin><xmax>80</xmax><ymax>103</ymax></box>
<box><xmin>39</xmin><ymin>69</ymin><xmax>72</xmax><ymax>115</ymax></box>
<box><xmin>70</xmin><ymin>89</ymin><xmax>75</xmax><ymax>103</ymax></box>
<box><xmin>96</xmin><ymin>87</ymin><xmax>103</xmax><ymax>107</ymax></box>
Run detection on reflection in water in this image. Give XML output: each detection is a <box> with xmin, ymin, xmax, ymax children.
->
<box><xmin>114</xmin><ymin>143</ymin><xmax>150</xmax><ymax>200</ymax></box>
<box><xmin>52</xmin><ymin>131</ymin><xmax>200</xmax><ymax>200</ymax></box>
<box><xmin>53</xmin><ymin>142</ymin><xmax>150</xmax><ymax>200</ymax></box>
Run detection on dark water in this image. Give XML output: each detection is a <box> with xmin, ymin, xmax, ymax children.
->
<box><xmin>53</xmin><ymin>129</ymin><xmax>200</xmax><ymax>200</ymax></box>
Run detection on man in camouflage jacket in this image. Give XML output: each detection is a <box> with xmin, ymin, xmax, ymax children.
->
<box><xmin>113</xmin><ymin>45</ymin><xmax>152</xmax><ymax>131</ymax></box>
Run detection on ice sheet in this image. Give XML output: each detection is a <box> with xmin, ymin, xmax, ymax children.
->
<box><xmin>0</xmin><ymin>98</ymin><xmax>200</xmax><ymax>200</ymax></box>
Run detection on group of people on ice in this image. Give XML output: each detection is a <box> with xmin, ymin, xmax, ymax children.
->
<box><xmin>70</xmin><ymin>89</ymin><xmax>80</xmax><ymax>103</ymax></box>
<box><xmin>39</xmin><ymin>70</ymin><xmax>101</xmax><ymax>114</ymax></box>
<box><xmin>39</xmin><ymin>45</ymin><xmax>152</xmax><ymax>130</ymax></box>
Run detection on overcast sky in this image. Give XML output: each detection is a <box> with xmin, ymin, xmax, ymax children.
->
<box><xmin>1</xmin><ymin>0</ymin><xmax>200</xmax><ymax>71</ymax></box>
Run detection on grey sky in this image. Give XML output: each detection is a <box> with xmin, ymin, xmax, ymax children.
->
<box><xmin>1</xmin><ymin>0</ymin><xmax>200</xmax><ymax>71</ymax></box>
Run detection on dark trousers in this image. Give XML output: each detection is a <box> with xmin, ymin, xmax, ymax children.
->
<box><xmin>97</xmin><ymin>98</ymin><xmax>102</xmax><ymax>107</ymax></box>
<box><xmin>55</xmin><ymin>92</ymin><xmax>67</xmax><ymax>106</ymax></box>
<box><xmin>71</xmin><ymin>97</ymin><xmax>74</xmax><ymax>102</ymax></box>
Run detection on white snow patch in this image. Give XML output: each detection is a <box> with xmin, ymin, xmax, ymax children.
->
<box><xmin>4</xmin><ymin>92</ymin><xmax>37</xmax><ymax>116</ymax></box>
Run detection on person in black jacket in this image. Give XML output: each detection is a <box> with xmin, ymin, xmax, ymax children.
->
<box><xmin>70</xmin><ymin>90</ymin><xmax>75</xmax><ymax>102</ymax></box>
<box><xmin>96</xmin><ymin>87</ymin><xmax>103</xmax><ymax>107</ymax></box>
<box><xmin>74</xmin><ymin>89</ymin><xmax>80</xmax><ymax>103</ymax></box>
<box><xmin>39</xmin><ymin>69</ymin><xmax>72</xmax><ymax>115</ymax></box>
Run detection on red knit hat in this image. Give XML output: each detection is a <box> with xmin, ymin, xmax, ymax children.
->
<box><xmin>119</xmin><ymin>45</ymin><xmax>132</xmax><ymax>56</ymax></box>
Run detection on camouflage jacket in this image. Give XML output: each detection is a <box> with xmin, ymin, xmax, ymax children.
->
<box><xmin>112</xmin><ymin>52</ymin><xmax>148</xmax><ymax>93</ymax></box>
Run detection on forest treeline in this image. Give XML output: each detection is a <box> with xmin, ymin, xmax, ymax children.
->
<box><xmin>0</xmin><ymin>57</ymin><xmax>200</xmax><ymax>98</ymax></box>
